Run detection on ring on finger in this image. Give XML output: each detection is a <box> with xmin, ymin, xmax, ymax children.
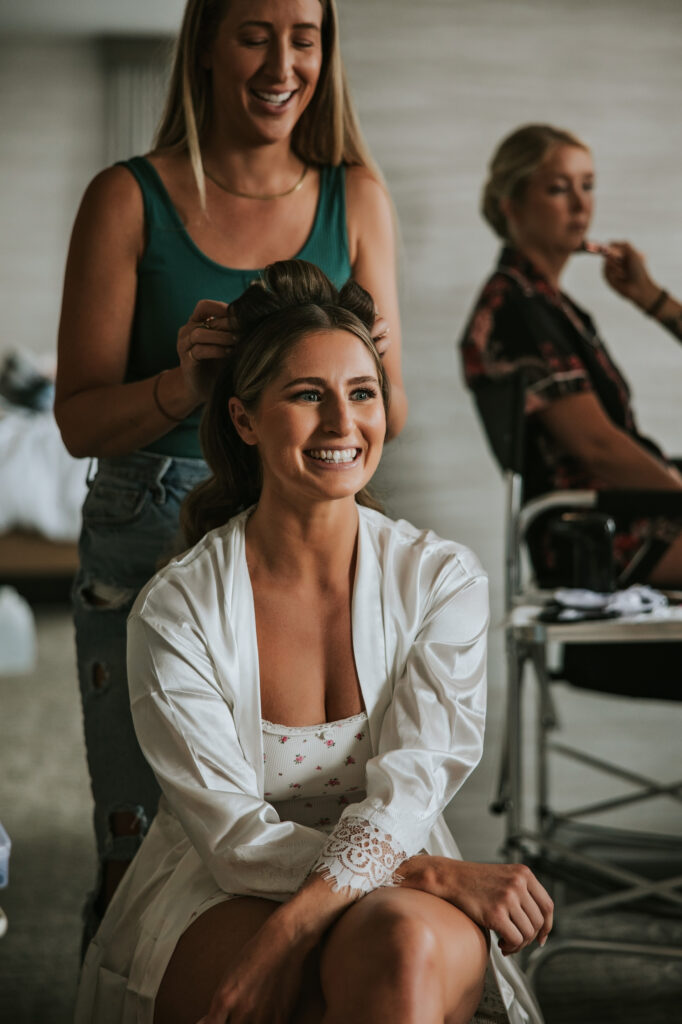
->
<box><xmin>201</xmin><ymin>315</ymin><xmax>216</xmax><ymax>330</ymax></box>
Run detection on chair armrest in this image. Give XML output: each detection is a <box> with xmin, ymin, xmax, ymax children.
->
<box><xmin>595</xmin><ymin>490</ymin><xmax>682</xmax><ymax>517</ymax></box>
<box><xmin>518</xmin><ymin>491</ymin><xmax>597</xmax><ymax>537</ymax></box>
<box><xmin>518</xmin><ymin>489</ymin><xmax>682</xmax><ymax>539</ymax></box>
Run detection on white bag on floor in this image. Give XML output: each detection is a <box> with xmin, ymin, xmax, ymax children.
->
<box><xmin>0</xmin><ymin>585</ymin><xmax>35</xmax><ymax>674</ymax></box>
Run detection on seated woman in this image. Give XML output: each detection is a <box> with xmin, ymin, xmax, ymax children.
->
<box><xmin>76</xmin><ymin>260</ymin><xmax>552</xmax><ymax>1024</ymax></box>
<box><xmin>459</xmin><ymin>123</ymin><xmax>682</xmax><ymax>589</ymax></box>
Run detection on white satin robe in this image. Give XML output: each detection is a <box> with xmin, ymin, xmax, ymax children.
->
<box><xmin>75</xmin><ymin>506</ymin><xmax>542</xmax><ymax>1024</ymax></box>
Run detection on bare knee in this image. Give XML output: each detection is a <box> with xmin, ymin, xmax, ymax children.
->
<box><xmin>323</xmin><ymin>894</ymin><xmax>440</xmax><ymax>999</ymax></box>
<box><xmin>322</xmin><ymin>890</ymin><xmax>488</xmax><ymax>1024</ymax></box>
<box><xmin>374</xmin><ymin>904</ymin><xmax>440</xmax><ymax>975</ymax></box>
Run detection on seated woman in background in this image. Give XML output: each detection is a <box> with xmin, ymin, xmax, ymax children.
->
<box><xmin>76</xmin><ymin>260</ymin><xmax>551</xmax><ymax>1024</ymax></box>
<box><xmin>459</xmin><ymin>123</ymin><xmax>682</xmax><ymax>589</ymax></box>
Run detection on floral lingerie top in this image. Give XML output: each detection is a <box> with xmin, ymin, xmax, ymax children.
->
<box><xmin>262</xmin><ymin>712</ymin><xmax>371</xmax><ymax>832</ymax></box>
<box><xmin>459</xmin><ymin>246</ymin><xmax>681</xmax><ymax>582</ymax></box>
<box><xmin>262</xmin><ymin>712</ymin><xmax>405</xmax><ymax>895</ymax></box>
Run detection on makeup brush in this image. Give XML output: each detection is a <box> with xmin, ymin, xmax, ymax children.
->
<box><xmin>578</xmin><ymin>240</ymin><xmax>620</xmax><ymax>259</ymax></box>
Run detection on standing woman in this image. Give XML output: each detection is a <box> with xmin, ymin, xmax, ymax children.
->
<box><xmin>54</xmin><ymin>0</ymin><xmax>407</xmax><ymax>926</ymax></box>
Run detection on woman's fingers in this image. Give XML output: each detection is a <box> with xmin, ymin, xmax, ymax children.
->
<box><xmin>191</xmin><ymin>299</ymin><xmax>231</xmax><ymax>324</ymax></box>
<box><xmin>188</xmin><ymin>345</ymin><xmax>231</xmax><ymax>365</ymax></box>
<box><xmin>177</xmin><ymin>304</ymin><xmax>237</xmax><ymax>393</ymax></box>
<box><xmin>178</xmin><ymin>301</ymin><xmax>235</xmax><ymax>361</ymax></box>
<box><xmin>493</xmin><ymin>911</ymin><xmax>526</xmax><ymax>955</ymax></box>
<box><xmin>496</xmin><ymin>903</ymin><xmax>539</xmax><ymax>955</ymax></box>
<box><xmin>187</xmin><ymin>331</ymin><xmax>235</xmax><ymax>360</ymax></box>
<box><xmin>481</xmin><ymin>863</ymin><xmax>553</xmax><ymax>954</ymax></box>
<box><xmin>528</xmin><ymin>874</ymin><xmax>554</xmax><ymax>945</ymax></box>
<box><xmin>180</xmin><ymin>322</ymin><xmax>235</xmax><ymax>357</ymax></box>
<box><xmin>371</xmin><ymin>313</ymin><xmax>391</xmax><ymax>357</ymax></box>
<box><xmin>373</xmin><ymin>332</ymin><xmax>392</xmax><ymax>358</ymax></box>
<box><xmin>501</xmin><ymin>878</ymin><xmax>553</xmax><ymax>954</ymax></box>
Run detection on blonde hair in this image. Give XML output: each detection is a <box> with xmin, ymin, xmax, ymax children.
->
<box><xmin>181</xmin><ymin>259</ymin><xmax>389</xmax><ymax>547</ymax></box>
<box><xmin>481</xmin><ymin>124</ymin><xmax>590</xmax><ymax>240</ymax></box>
<box><xmin>153</xmin><ymin>0</ymin><xmax>382</xmax><ymax>206</ymax></box>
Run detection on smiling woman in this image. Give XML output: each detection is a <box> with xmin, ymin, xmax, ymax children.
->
<box><xmin>54</xmin><ymin>0</ymin><xmax>406</xmax><ymax>933</ymax></box>
<box><xmin>181</xmin><ymin>259</ymin><xmax>389</xmax><ymax>547</ymax></box>
<box><xmin>74</xmin><ymin>261</ymin><xmax>551</xmax><ymax>1024</ymax></box>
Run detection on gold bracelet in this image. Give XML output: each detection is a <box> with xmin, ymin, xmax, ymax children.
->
<box><xmin>152</xmin><ymin>370</ymin><xmax>185</xmax><ymax>423</ymax></box>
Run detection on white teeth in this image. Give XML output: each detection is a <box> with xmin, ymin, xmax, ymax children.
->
<box><xmin>253</xmin><ymin>89</ymin><xmax>293</xmax><ymax>105</ymax></box>
<box><xmin>308</xmin><ymin>448</ymin><xmax>358</xmax><ymax>463</ymax></box>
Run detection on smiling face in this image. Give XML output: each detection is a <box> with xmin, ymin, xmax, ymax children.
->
<box><xmin>229</xmin><ymin>329</ymin><xmax>386</xmax><ymax>508</ymax></box>
<box><xmin>506</xmin><ymin>144</ymin><xmax>595</xmax><ymax>257</ymax></box>
<box><xmin>205</xmin><ymin>0</ymin><xmax>324</xmax><ymax>146</ymax></box>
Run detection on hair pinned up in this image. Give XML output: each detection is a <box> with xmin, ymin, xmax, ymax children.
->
<box><xmin>181</xmin><ymin>260</ymin><xmax>389</xmax><ymax>546</ymax></box>
<box><xmin>481</xmin><ymin>123</ymin><xmax>589</xmax><ymax>240</ymax></box>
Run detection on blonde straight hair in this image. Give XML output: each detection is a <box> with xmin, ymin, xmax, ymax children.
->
<box><xmin>153</xmin><ymin>0</ymin><xmax>383</xmax><ymax>206</ymax></box>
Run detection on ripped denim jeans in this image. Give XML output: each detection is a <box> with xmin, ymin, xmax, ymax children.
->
<box><xmin>73</xmin><ymin>450</ymin><xmax>208</xmax><ymax>922</ymax></box>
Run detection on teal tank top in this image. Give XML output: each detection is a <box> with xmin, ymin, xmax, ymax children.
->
<box><xmin>120</xmin><ymin>156</ymin><xmax>352</xmax><ymax>458</ymax></box>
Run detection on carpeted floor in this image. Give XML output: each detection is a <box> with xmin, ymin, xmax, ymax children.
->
<box><xmin>1</xmin><ymin>607</ymin><xmax>95</xmax><ymax>1022</ymax></box>
<box><xmin>0</xmin><ymin>605</ymin><xmax>680</xmax><ymax>1023</ymax></box>
<box><xmin>533</xmin><ymin>912</ymin><xmax>682</xmax><ymax>1024</ymax></box>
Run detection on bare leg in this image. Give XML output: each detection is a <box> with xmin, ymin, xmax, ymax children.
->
<box><xmin>153</xmin><ymin>897</ymin><xmax>281</xmax><ymax>1024</ymax></box>
<box><xmin>320</xmin><ymin>887</ymin><xmax>488</xmax><ymax>1024</ymax></box>
<box><xmin>154</xmin><ymin>888</ymin><xmax>487</xmax><ymax>1024</ymax></box>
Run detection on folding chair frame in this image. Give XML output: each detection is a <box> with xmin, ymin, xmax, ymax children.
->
<box><xmin>470</xmin><ymin>372</ymin><xmax>682</xmax><ymax>989</ymax></box>
<box><xmin>499</xmin><ymin>465</ymin><xmax>682</xmax><ymax>982</ymax></box>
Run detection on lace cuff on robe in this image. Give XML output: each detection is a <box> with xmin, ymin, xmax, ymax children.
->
<box><xmin>311</xmin><ymin>815</ymin><xmax>407</xmax><ymax>897</ymax></box>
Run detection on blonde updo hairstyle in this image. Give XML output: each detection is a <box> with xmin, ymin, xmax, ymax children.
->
<box><xmin>153</xmin><ymin>0</ymin><xmax>381</xmax><ymax>207</ymax></box>
<box><xmin>181</xmin><ymin>260</ymin><xmax>389</xmax><ymax>547</ymax></box>
<box><xmin>481</xmin><ymin>123</ymin><xmax>590</xmax><ymax>240</ymax></box>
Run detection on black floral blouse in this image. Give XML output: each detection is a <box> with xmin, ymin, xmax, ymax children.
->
<box><xmin>459</xmin><ymin>246</ymin><xmax>679</xmax><ymax>583</ymax></box>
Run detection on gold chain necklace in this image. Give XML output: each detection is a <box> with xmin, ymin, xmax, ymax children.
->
<box><xmin>203</xmin><ymin>162</ymin><xmax>309</xmax><ymax>200</ymax></box>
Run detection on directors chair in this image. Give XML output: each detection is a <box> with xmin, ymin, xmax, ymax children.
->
<box><xmin>470</xmin><ymin>371</ymin><xmax>682</xmax><ymax>990</ymax></box>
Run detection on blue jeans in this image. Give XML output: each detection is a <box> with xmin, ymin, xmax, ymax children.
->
<box><xmin>73</xmin><ymin>451</ymin><xmax>208</xmax><ymax>892</ymax></box>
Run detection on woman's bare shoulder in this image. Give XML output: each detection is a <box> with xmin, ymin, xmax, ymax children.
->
<box><xmin>344</xmin><ymin>164</ymin><xmax>394</xmax><ymax>264</ymax></box>
<box><xmin>58</xmin><ymin>164</ymin><xmax>147</xmax><ymax>278</ymax></box>
<box><xmin>81</xmin><ymin>163</ymin><xmax>143</xmax><ymax>212</ymax></box>
<box><xmin>345</xmin><ymin>164</ymin><xmax>390</xmax><ymax>206</ymax></box>
<box><xmin>72</xmin><ymin>164</ymin><xmax>146</xmax><ymax>254</ymax></box>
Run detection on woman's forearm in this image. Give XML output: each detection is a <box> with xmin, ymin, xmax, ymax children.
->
<box><xmin>274</xmin><ymin>872</ymin><xmax>357</xmax><ymax>948</ymax></box>
<box><xmin>538</xmin><ymin>393</ymin><xmax>682</xmax><ymax>493</ymax></box>
<box><xmin>386</xmin><ymin>383</ymin><xmax>408</xmax><ymax>440</ymax></box>
<box><xmin>603</xmin><ymin>243</ymin><xmax>682</xmax><ymax>344</ymax></box>
<box><xmin>650</xmin><ymin>292</ymin><xmax>682</xmax><ymax>344</ymax></box>
<box><xmin>54</xmin><ymin>367</ymin><xmax>200</xmax><ymax>459</ymax></box>
<box><xmin>628</xmin><ymin>278</ymin><xmax>682</xmax><ymax>344</ymax></box>
<box><xmin>582</xmin><ymin>426</ymin><xmax>682</xmax><ymax>491</ymax></box>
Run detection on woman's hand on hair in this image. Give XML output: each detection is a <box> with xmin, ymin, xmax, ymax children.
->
<box><xmin>603</xmin><ymin>241</ymin><xmax>661</xmax><ymax>312</ymax></box>
<box><xmin>371</xmin><ymin>311</ymin><xmax>391</xmax><ymax>357</ymax></box>
<box><xmin>399</xmin><ymin>854</ymin><xmax>553</xmax><ymax>956</ymax></box>
<box><xmin>177</xmin><ymin>299</ymin><xmax>235</xmax><ymax>403</ymax></box>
